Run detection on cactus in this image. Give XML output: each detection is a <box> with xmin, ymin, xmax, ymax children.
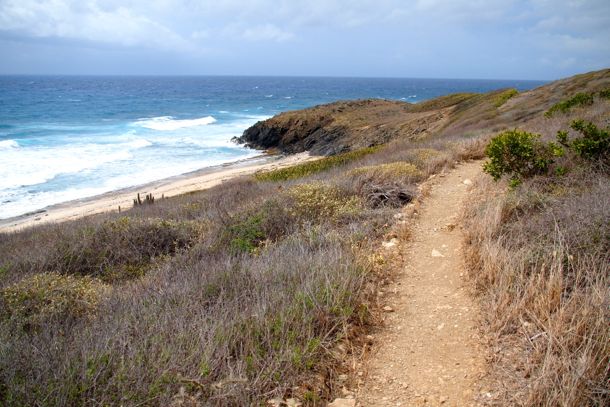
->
<box><xmin>133</xmin><ymin>193</ymin><xmax>155</xmax><ymax>207</ymax></box>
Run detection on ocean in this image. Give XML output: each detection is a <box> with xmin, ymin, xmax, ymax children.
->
<box><xmin>0</xmin><ymin>76</ymin><xmax>546</xmax><ymax>219</ymax></box>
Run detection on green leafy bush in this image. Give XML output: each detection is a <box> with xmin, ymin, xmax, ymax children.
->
<box><xmin>254</xmin><ymin>146</ymin><xmax>380</xmax><ymax>182</ymax></box>
<box><xmin>599</xmin><ymin>89</ymin><xmax>610</xmax><ymax>99</ymax></box>
<box><xmin>483</xmin><ymin>129</ymin><xmax>556</xmax><ymax>187</ymax></box>
<box><xmin>545</xmin><ymin>92</ymin><xmax>594</xmax><ymax>117</ymax></box>
<box><xmin>557</xmin><ymin>120</ymin><xmax>609</xmax><ymax>164</ymax></box>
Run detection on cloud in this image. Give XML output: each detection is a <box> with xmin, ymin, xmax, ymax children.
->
<box><xmin>240</xmin><ymin>24</ymin><xmax>294</xmax><ymax>42</ymax></box>
<box><xmin>0</xmin><ymin>0</ymin><xmax>192</xmax><ymax>51</ymax></box>
<box><xmin>0</xmin><ymin>0</ymin><xmax>608</xmax><ymax>78</ymax></box>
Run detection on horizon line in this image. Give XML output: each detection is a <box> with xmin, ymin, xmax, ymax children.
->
<box><xmin>0</xmin><ymin>73</ymin><xmax>550</xmax><ymax>82</ymax></box>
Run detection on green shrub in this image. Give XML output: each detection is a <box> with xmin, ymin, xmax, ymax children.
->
<box><xmin>254</xmin><ymin>146</ymin><xmax>380</xmax><ymax>182</ymax></box>
<box><xmin>545</xmin><ymin>92</ymin><xmax>595</xmax><ymax>117</ymax></box>
<box><xmin>557</xmin><ymin>120</ymin><xmax>609</xmax><ymax>164</ymax></box>
<box><xmin>483</xmin><ymin>129</ymin><xmax>556</xmax><ymax>187</ymax></box>
<box><xmin>599</xmin><ymin>89</ymin><xmax>610</xmax><ymax>99</ymax></box>
<box><xmin>1</xmin><ymin>273</ymin><xmax>107</xmax><ymax>328</ymax></box>
<box><xmin>224</xmin><ymin>201</ymin><xmax>291</xmax><ymax>254</ymax></box>
<box><xmin>494</xmin><ymin>88</ymin><xmax>518</xmax><ymax>107</ymax></box>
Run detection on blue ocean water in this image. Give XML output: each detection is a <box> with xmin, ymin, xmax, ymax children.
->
<box><xmin>0</xmin><ymin>76</ymin><xmax>546</xmax><ymax>219</ymax></box>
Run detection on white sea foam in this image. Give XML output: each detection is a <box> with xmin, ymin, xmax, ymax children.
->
<box><xmin>0</xmin><ymin>114</ymin><xmax>264</xmax><ymax>219</ymax></box>
<box><xmin>0</xmin><ymin>144</ymin><xmax>132</xmax><ymax>190</ymax></box>
<box><xmin>0</xmin><ymin>140</ymin><xmax>19</xmax><ymax>149</ymax></box>
<box><xmin>124</xmin><ymin>138</ymin><xmax>153</xmax><ymax>149</ymax></box>
<box><xmin>135</xmin><ymin>115</ymin><xmax>217</xmax><ymax>131</ymax></box>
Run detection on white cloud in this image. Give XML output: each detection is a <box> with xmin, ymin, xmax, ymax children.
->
<box><xmin>0</xmin><ymin>0</ymin><xmax>193</xmax><ymax>51</ymax></box>
<box><xmin>0</xmin><ymin>0</ymin><xmax>608</xmax><ymax>77</ymax></box>
<box><xmin>241</xmin><ymin>24</ymin><xmax>294</xmax><ymax>42</ymax></box>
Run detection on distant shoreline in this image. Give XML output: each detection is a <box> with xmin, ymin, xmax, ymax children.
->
<box><xmin>0</xmin><ymin>152</ymin><xmax>314</xmax><ymax>233</ymax></box>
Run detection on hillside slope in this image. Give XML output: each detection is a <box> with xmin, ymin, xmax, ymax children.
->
<box><xmin>0</xmin><ymin>69</ymin><xmax>608</xmax><ymax>406</ymax></box>
<box><xmin>236</xmin><ymin>69</ymin><xmax>610</xmax><ymax>155</ymax></box>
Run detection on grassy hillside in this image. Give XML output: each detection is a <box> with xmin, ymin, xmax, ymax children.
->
<box><xmin>1</xmin><ymin>69</ymin><xmax>609</xmax><ymax>406</ymax></box>
<box><xmin>463</xmin><ymin>92</ymin><xmax>609</xmax><ymax>406</ymax></box>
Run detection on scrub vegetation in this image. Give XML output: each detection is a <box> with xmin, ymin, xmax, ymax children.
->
<box><xmin>0</xmin><ymin>68</ymin><xmax>608</xmax><ymax>406</ymax></box>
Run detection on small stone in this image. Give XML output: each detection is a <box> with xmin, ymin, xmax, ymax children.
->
<box><xmin>383</xmin><ymin>306</ymin><xmax>395</xmax><ymax>312</ymax></box>
<box><xmin>285</xmin><ymin>398</ymin><xmax>302</xmax><ymax>407</ymax></box>
<box><xmin>328</xmin><ymin>399</ymin><xmax>356</xmax><ymax>407</ymax></box>
<box><xmin>463</xmin><ymin>179</ymin><xmax>473</xmax><ymax>185</ymax></box>
<box><xmin>439</xmin><ymin>396</ymin><xmax>448</xmax><ymax>404</ymax></box>
<box><xmin>382</xmin><ymin>238</ymin><xmax>399</xmax><ymax>248</ymax></box>
<box><xmin>431</xmin><ymin>249</ymin><xmax>445</xmax><ymax>258</ymax></box>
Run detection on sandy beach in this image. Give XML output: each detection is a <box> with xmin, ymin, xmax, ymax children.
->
<box><xmin>0</xmin><ymin>152</ymin><xmax>314</xmax><ymax>233</ymax></box>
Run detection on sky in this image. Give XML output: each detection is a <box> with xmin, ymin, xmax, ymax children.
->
<box><xmin>0</xmin><ymin>0</ymin><xmax>609</xmax><ymax>80</ymax></box>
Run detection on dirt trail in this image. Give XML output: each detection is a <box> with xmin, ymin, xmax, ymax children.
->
<box><xmin>356</xmin><ymin>161</ymin><xmax>485</xmax><ymax>407</ymax></box>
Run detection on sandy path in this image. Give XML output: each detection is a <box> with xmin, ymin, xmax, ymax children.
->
<box><xmin>356</xmin><ymin>161</ymin><xmax>485</xmax><ymax>406</ymax></box>
<box><xmin>0</xmin><ymin>152</ymin><xmax>314</xmax><ymax>233</ymax></box>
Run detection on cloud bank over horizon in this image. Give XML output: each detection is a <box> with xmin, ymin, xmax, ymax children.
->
<box><xmin>0</xmin><ymin>0</ymin><xmax>608</xmax><ymax>80</ymax></box>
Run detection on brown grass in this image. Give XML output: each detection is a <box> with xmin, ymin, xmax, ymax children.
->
<box><xmin>1</xmin><ymin>70</ymin><xmax>607</xmax><ymax>405</ymax></box>
<box><xmin>463</xmin><ymin>108</ymin><xmax>609</xmax><ymax>406</ymax></box>
<box><xmin>0</xmin><ymin>124</ymin><xmax>480</xmax><ymax>406</ymax></box>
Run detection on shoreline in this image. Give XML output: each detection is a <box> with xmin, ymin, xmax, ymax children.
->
<box><xmin>0</xmin><ymin>152</ymin><xmax>314</xmax><ymax>233</ymax></box>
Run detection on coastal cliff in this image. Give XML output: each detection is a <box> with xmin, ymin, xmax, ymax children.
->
<box><xmin>237</xmin><ymin>69</ymin><xmax>610</xmax><ymax>155</ymax></box>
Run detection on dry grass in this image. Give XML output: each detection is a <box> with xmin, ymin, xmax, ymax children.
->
<box><xmin>1</xmin><ymin>71</ymin><xmax>607</xmax><ymax>405</ymax></box>
<box><xmin>463</xmin><ymin>108</ymin><xmax>610</xmax><ymax>405</ymax></box>
<box><xmin>0</xmin><ymin>127</ymin><xmax>473</xmax><ymax>406</ymax></box>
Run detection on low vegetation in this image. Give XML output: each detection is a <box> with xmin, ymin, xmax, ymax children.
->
<box><xmin>254</xmin><ymin>146</ymin><xmax>379</xmax><ymax>181</ymax></box>
<box><xmin>1</xmin><ymin>273</ymin><xmax>107</xmax><ymax>329</ymax></box>
<box><xmin>483</xmin><ymin>129</ymin><xmax>558</xmax><ymax>187</ymax></box>
<box><xmin>0</xmin><ymin>70</ymin><xmax>608</xmax><ymax>405</ymax></box>
<box><xmin>494</xmin><ymin>88</ymin><xmax>518</xmax><ymax>107</ymax></box>
<box><xmin>545</xmin><ymin>92</ymin><xmax>595</xmax><ymax>117</ymax></box>
<box><xmin>465</xmin><ymin>102</ymin><xmax>609</xmax><ymax>405</ymax></box>
<box><xmin>0</xmin><ymin>123</ymin><xmax>482</xmax><ymax>405</ymax></box>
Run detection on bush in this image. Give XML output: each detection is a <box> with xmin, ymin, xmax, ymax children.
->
<box><xmin>545</xmin><ymin>92</ymin><xmax>594</xmax><ymax>117</ymax></box>
<box><xmin>287</xmin><ymin>183</ymin><xmax>362</xmax><ymax>222</ymax></box>
<box><xmin>483</xmin><ymin>129</ymin><xmax>556</xmax><ymax>187</ymax></box>
<box><xmin>46</xmin><ymin>217</ymin><xmax>198</xmax><ymax>282</ymax></box>
<box><xmin>223</xmin><ymin>201</ymin><xmax>292</xmax><ymax>254</ymax></box>
<box><xmin>254</xmin><ymin>146</ymin><xmax>380</xmax><ymax>182</ymax></box>
<box><xmin>557</xmin><ymin>119</ymin><xmax>609</xmax><ymax>164</ymax></box>
<box><xmin>599</xmin><ymin>88</ymin><xmax>610</xmax><ymax>99</ymax></box>
<box><xmin>347</xmin><ymin>162</ymin><xmax>419</xmax><ymax>208</ymax></box>
<box><xmin>1</xmin><ymin>273</ymin><xmax>107</xmax><ymax>329</ymax></box>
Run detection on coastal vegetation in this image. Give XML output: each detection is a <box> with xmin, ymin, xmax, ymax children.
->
<box><xmin>254</xmin><ymin>146</ymin><xmax>379</xmax><ymax>181</ymax></box>
<box><xmin>0</xmin><ymin>68</ymin><xmax>609</xmax><ymax>406</ymax></box>
<box><xmin>466</xmin><ymin>93</ymin><xmax>609</xmax><ymax>405</ymax></box>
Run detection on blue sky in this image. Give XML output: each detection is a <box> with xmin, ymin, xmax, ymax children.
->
<box><xmin>0</xmin><ymin>0</ymin><xmax>608</xmax><ymax>80</ymax></box>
